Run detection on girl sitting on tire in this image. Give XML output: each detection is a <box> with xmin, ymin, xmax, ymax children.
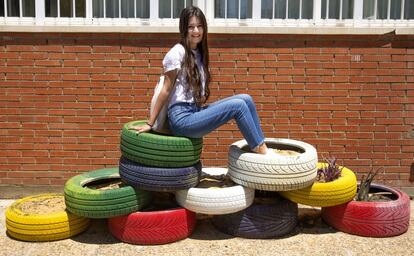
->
<box><xmin>131</xmin><ymin>6</ymin><xmax>273</xmax><ymax>155</ymax></box>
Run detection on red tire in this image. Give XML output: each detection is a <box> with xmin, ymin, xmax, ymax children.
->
<box><xmin>108</xmin><ymin>207</ymin><xmax>196</xmax><ymax>245</ymax></box>
<box><xmin>321</xmin><ymin>183</ymin><xmax>410</xmax><ymax>237</ymax></box>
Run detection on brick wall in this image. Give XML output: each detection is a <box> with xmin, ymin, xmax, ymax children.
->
<box><xmin>0</xmin><ymin>32</ymin><xmax>413</xmax><ymax>189</ymax></box>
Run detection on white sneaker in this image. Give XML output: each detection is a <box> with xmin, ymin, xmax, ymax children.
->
<box><xmin>266</xmin><ymin>148</ymin><xmax>277</xmax><ymax>156</ymax></box>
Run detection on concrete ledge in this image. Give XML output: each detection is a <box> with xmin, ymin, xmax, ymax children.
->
<box><xmin>0</xmin><ymin>25</ymin><xmax>404</xmax><ymax>35</ymax></box>
<box><xmin>0</xmin><ymin>185</ymin><xmax>63</xmax><ymax>199</ymax></box>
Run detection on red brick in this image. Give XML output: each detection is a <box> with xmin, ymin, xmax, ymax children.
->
<box><xmin>1</xmin><ymin>33</ymin><xmax>413</xmax><ymax>187</ymax></box>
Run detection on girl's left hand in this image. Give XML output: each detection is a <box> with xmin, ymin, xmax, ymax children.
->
<box><xmin>128</xmin><ymin>123</ymin><xmax>151</xmax><ymax>135</ymax></box>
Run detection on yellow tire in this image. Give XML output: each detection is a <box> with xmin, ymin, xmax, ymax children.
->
<box><xmin>5</xmin><ymin>193</ymin><xmax>90</xmax><ymax>242</ymax></box>
<box><xmin>279</xmin><ymin>163</ymin><xmax>357</xmax><ymax>207</ymax></box>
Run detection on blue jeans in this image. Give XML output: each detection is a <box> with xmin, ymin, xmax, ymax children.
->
<box><xmin>168</xmin><ymin>94</ymin><xmax>265</xmax><ymax>150</ymax></box>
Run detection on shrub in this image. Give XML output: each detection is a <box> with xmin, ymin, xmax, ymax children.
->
<box><xmin>317</xmin><ymin>156</ymin><xmax>342</xmax><ymax>182</ymax></box>
<box><xmin>355</xmin><ymin>167</ymin><xmax>384</xmax><ymax>201</ymax></box>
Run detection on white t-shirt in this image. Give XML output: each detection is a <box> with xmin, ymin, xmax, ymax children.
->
<box><xmin>162</xmin><ymin>43</ymin><xmax>205</xmax><ymax>108</ymax></box>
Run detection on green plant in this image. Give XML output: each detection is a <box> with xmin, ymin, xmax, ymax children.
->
<box><xmin>355</xmin><ymin>167</ymin><xmax>384</xmax><ymax>201</ymax></box>
<box><xmin>317</xmin><ymin>156</ymin><xmax>343</xmax><ymax>182</ymax></box>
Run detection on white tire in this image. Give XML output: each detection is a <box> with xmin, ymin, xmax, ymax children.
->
<box><xmin>228</xmin><ymin>138</ymin><xmax>318</xmax><ymax>191</ymax></box>
<box><xmin>175</xmin><ymin>167</ymin><xmax>255</xmax><ymax>215</ymax></box>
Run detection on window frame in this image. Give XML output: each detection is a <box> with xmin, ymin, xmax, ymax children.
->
<box><xmin>0</xmin><ymin>0</ymin><xmax>413</xmax><ymax>34</ymax></box>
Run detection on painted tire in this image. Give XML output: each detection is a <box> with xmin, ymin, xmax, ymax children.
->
<box><xmin>175</xmin><ymin>167</ymin><xmax>255</xmax><ymax>215</ymax></box>
<box><xmin>119</xmin><ymin>156</ymin><xmax>201</xmax><ymax>192</ymax></box>
<box><xmin>279</xmin><ymin>163</ymin><xmax>357</xmax><ymax>207</ymax></box>
<box><xmin>228</xmin><ymin>138</ymin><xmax>318</xmax><ymax>191</ymax></box>
<box><xmin>321</xmin><ymin>183</ymin><xmax>411</xmax><ymax>237</ymax></box>
<box><xmin>120</xmin><ymin>120</ymin><xmax>203</xmax><ymax>168</ymax></box>
<box><xmin>212</xmin><ymin>192</ymin><xmax>298</xmax><ymax>239</ymax></box>
<box><xmin>5</xmin><ymin>194</ymin><xmax>89</xmax><ymax>242</ymax></box>
<box><xmin>108</xmin><ymin>199</ymin><xmax>196</xmax><ymax>245</ymax></box>
<box><xmin>64</xmin><ymin>167</ymin><xmax>152</xmax><ymax>218</ymax></box>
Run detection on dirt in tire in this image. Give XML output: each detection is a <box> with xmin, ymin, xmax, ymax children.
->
<box><xmin>17</xmin><ymin>196</ymin><xmax>66</xmax><ymax>215</ymax></box>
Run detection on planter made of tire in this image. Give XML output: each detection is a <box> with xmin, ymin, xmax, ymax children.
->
<box><xmin>279</xmin><ymin>163</ymin><xmax>357</xmax><ymax>207</ymax></box>
<box><xmin>119</xmin><ymin>156</ymin><xmax>201</xmax><ymax>192</ymax></box>
<box><xmin>175</xmin><ymin>167</ymin><xmax>255</xmax><ymax>215</ymax></box>
<box><xmin>321</xmin><ymin>183</ymin><xmax>411</xmax><ymax>237</ymax></box>
<box><xmin>120</xmin><ymin>120</ymin><xmax>203</xmax><ymax>168</ymax></box>
<box><xmin>228</xmin><ymin>138</ymin><xmax>318</xmax><ymax>191</ymax></box>
<box><xmin>212</xmin><ymin>192</ymin><xmax>298</xmax><ymax>239</ymax></box>
<box><xmin>64</xmin><ymin>167</ymin><xmax>152</xmax><ymax>218</ymax></box>
<box><xmin>6</xmin><ymin>194</ymin><xmax>89</xmax><ymax>242</ymax></box>
<box><xmin>108</xmin><ymin>199</ymin><xmax>196</xmax><ymax>245</ymax></box>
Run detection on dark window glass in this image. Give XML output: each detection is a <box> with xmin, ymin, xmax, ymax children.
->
<box><xmin>159</xmin><ymin>0</ymin><xmax>171</xmax><ymax>18</ymax></box>
<box><xmin>302</xmin><ymin>0</ymin><xmax>313</xmax><ymax>19</ymax></box>
<box><xmin>23</xmin><ymin>0</ymin><xmax>35</xmax><ymax>17</ymax></box>
<box><xmin>328</xmin><ymin>0</ymin><xmax>340</xmax><ymax>19</ymax></box>
<box><xmin>0</xmin><ymin>0</ymin><xmax>5</xmax><ymax>17</ymax></box>
<box><xmin>261</xmin><ymin>0</ymin><xmax>272</xmax><ymax>19</ymax></box>
<box><xmin>390</xmin><ymin>0</ymin><xmax>401</xmax><ymax>19</ymax></box>
<box><xmin>215</xmin><ymin>0</ymin><xmax>225</xmax><ymax>18</ymax></box>
<box><xmin>377</xmin><ymin>0</ymin><xmax>388</xmax><ymax>19</ymax></box>
<box><xmin>46</xmin><ymin>0</ymin><xmax>57</xmax><ymax>17</ymax></box>
<box><xmin>136</xmin><ymin>0</ymin><xmax>149</xmax><ymax>18</ymax></box>
<box><xmin>363</xmin><ymin>0</ymin><xmax>375</xmax><ymax>19</ymax></box>
<box><xmin>321</xmin><ymin>0</ymin><xmax>327</xmax><ymax>18</ymax></box>
<box><xmin>275</xmin><ymin>0</ymin><xmax>286</xmax><ymax>19</ymax></box>
<box><xmin>404</xmin><ymin>0</ymin><xmax>414</xmax><ymax>19</ymax></box>
<box><xmin>121</xmin><ymin>0</ymin><xmax>134</xmax><ymax>18</ymax></box>
<box><xmin>240</xmin><ymin>0</ymin><xmax>252</xmax><ymax>19</ymax></box>
<box><xmin>76</xmin><ymin>0</ymin><xmax>86</xmax><ymax>17</ymax></box>
<box><xmin>227</xmin><ymin>0</ymin><xmax>238</xmax><ymax>18</ymax></box>
<box><xmin>342</xmin><ymin>0</ymin><xmax>353</xmax><ymax>19</ymax></box>
<box><xmin>60</xmin><ymin>0</ymin><xmax>73</xmax><ymax>17</ymax></box>
<box><xmin>288</xmin><ymin>0</ymin><xmax>299</xmax><ymax>19</ymax></box>
<box><xmin>106</xmin><ymin>0</ymin><xmax>119</xmax><ymax>18</ymax></box>
<box><xmin>7</xmin><ymin>0</ymin><xmax>20</xmax><ymax>17</ymax></box>
<box><xmin>93</xmin><ymin>0</ymin><xmax>103</xmax><ymax>17</ymax></box>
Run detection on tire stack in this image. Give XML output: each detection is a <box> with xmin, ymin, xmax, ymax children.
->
<box><xmin>5</xmin><ymin>126</ymin><xmax>409</xmax><ymax>242</ymax></box>
<box><xmin>209</xmin><ymin>138</ymin><xmax>319</xmax><ymax>239</ymax></box>
<box><xmin>108</xmin><ymin>120</ymin><xmax>203</xmax><ymax>245</ymax></box>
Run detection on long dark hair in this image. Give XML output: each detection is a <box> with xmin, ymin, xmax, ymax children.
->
<box><xmin>179</xmin><ymin>6</ymin><xmax>210</xmax><ymax>106</ymax></box>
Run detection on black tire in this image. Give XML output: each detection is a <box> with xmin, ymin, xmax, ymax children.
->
<box><xmin>212</xmin><ymin>192</ymin><xmax>298</xmax><ymax>239</ymax></box>
<box><xmin>119</xmin><ymin>156</ymin><xmax>202</xmax><ymax>192</ymax></box>
<box><xmin>64</xmin><ymin>167</ymin><xmax>152</xmax><ymax>218</ymax></box>
<box><xmin>121</xmin><ymin>120</ymin><xmax>203</xmax><ymax>168</ymax></box>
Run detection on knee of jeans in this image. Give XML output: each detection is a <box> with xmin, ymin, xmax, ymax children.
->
<box><xmin>238</xmin><ymin>93</ymin><xmax>254</xmax><ymax>104</ymax></box>
<box><xmin>227</xmin><ymin>98</ymin><xmax>248</xmax><ymax>111</ymax></box>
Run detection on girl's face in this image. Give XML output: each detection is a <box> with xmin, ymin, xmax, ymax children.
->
<box><xmin>187</xmin><ymin>16</ymin><xmax>204</xmax><ymax>49</ymax></box>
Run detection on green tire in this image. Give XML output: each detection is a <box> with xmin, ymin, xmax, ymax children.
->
<box><xmin>64</xmin><ymin>167</ymin><xmax>152</xmax><ymax>218</ymax></box>
<box><xmin>120</xmin><ymin>120</ymin><xmax>203</xmax><ymax>168</ymax></box>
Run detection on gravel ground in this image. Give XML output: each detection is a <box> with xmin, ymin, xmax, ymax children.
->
<box><xmin>1</xmin><ymin>199</ymin><xmax>413</xmax><ymax>256</ymax></box>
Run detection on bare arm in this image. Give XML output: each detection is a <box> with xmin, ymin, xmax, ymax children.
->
<box><xmin>131</xmin><ymin>69</ymin><xmax>178</xmax><ymax>134</ymax></box>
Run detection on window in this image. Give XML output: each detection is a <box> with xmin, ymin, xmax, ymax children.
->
<box><xmin>46</xmin><ymin>0</ymin><xmax>85</xmax><ymax>18</ymax></box>
<box><xmin>363</xmin><ymin>0</ymin><xmax>414</xmax><ymax>20</ymax></box>
<box><xmin>159</xmin><ymin>0</ymin><xmax>193</xmax><ymax>19</ymax></box>
<box><xmin>261</xmin><ymin>0</ymin><xmax>313</xmax><ymax>19</ymax></box>
<box><xmin>0</xmin><ymin>0</ymin><xmax>35</xmax><ymax>17</ymax></box>
<box><xmin>215</xmin><ymin>0</ymin><xmax>253</xmax><ymax>19</ymax></box>
<box><xmin>93</xmin><ymin>0</ymin><xmax>150</xmax><ymax>18</ymax></box>
<box><xmin>1</xmin><ymin>0</ymin><xmax>413</xmax><ymax>32</ymax></box>
<box><xmin>321</xmin><ymin>0</ymin><xmax>353</xmax><ymax>20</ymax></box>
